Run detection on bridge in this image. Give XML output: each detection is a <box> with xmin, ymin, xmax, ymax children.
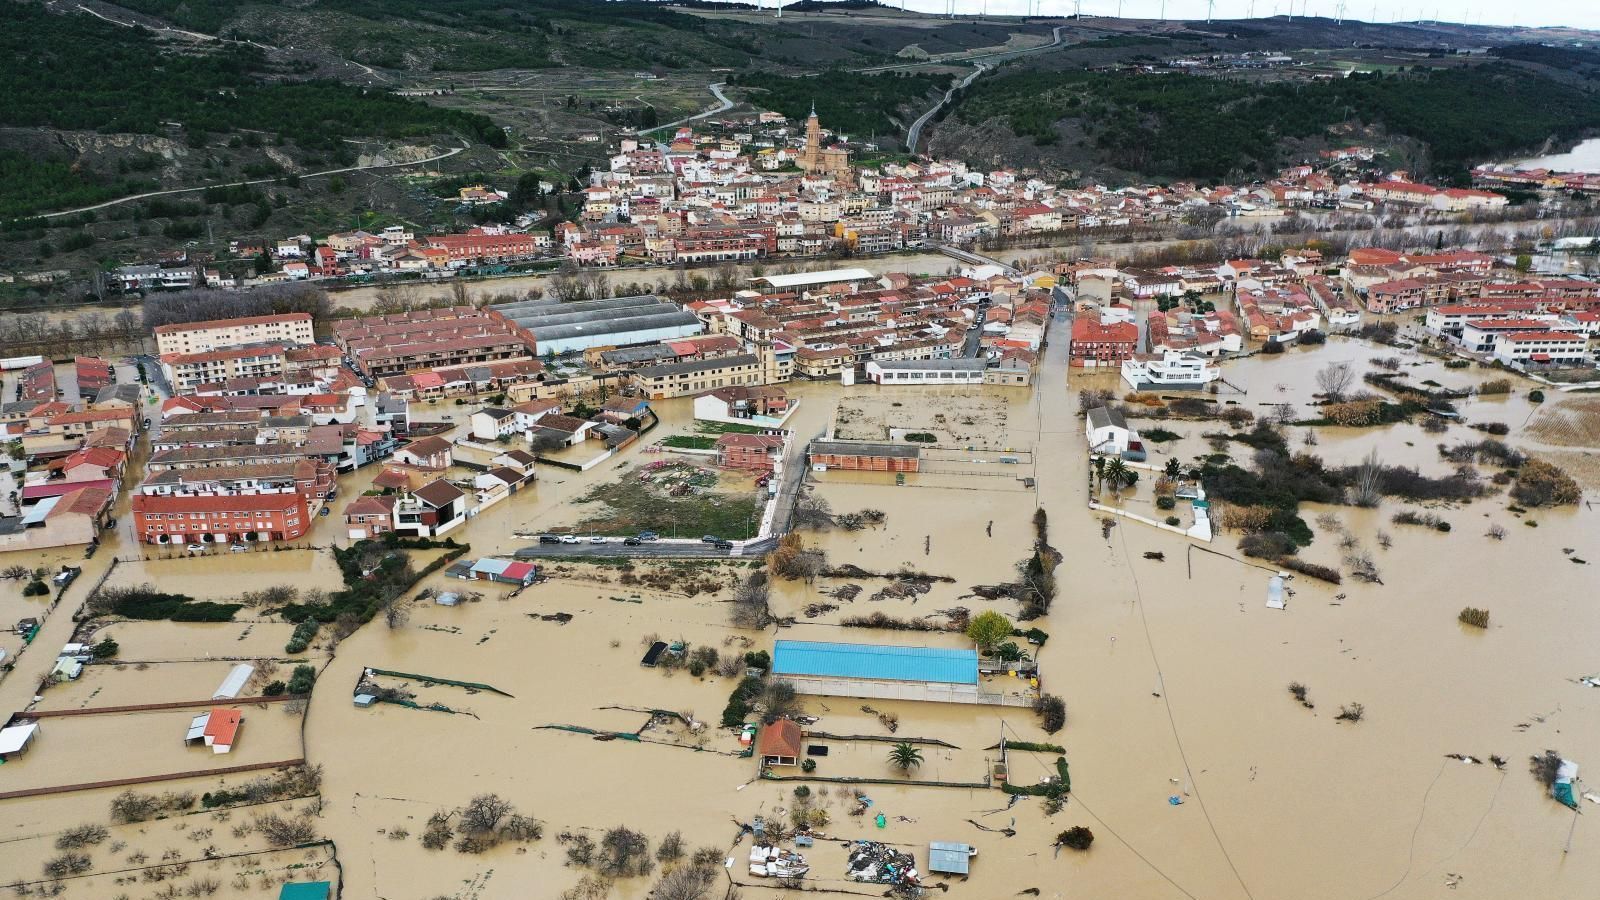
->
<box><xmin>935</xmin><ymin>244</ymin><xmax>1019</xmax><ymax>276</ymax></box>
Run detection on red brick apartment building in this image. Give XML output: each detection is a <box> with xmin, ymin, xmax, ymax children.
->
<box><xmin>1069</xmin><ymin>319</ymin><xmax>1138</xmax><ymax>368</ymax></box>
<box><xmin>716</xmin><ymin>433</ymin><xmax>785</xmax><ymax>472</ymax></box>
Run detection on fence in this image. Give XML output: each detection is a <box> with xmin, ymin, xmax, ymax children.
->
<box><xmin>11</xmin><ymin>695</ymin><xmax>293</xmax><ymax>721</ymax></box>
<box><xmin>0</xmin><ymin>758</ymin><xmax>306</xmax><ymax>801</ymax></box>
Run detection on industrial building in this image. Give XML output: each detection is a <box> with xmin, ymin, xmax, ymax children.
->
<box><xmin>807</xmin><ymin>440</ymin><xmax>920</xmax><ymax>473</ymax></box>
<box><xmin>489</xmin><ymin>294</ymin><xmax>703</xmax><ymax>355</ymax></box>
<box><xmin>771</xmin><ymin>640</ymin><xmax>981</xmax><ymax>704</ymax></box>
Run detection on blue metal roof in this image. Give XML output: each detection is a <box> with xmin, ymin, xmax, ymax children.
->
<box><xmin>772</xmin><ymin>641</ymin><xmax>978</xmax><ymax>685</ymax></box>
<box><xmin>928</xmin><ymin>841</ymin><xmax>974</xmax><ymax>875</ymax></box>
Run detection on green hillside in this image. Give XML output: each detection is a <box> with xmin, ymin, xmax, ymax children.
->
<box><xmin>951</xmin><ymin>63</ymin><xmax>1600</xmax><ymax>182</ymax></box>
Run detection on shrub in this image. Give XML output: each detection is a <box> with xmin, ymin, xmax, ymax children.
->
<box><xmin>1033</xmin><ymin>693</ymin><xmax>1066</xmax><ymax>734</ymax></box>
<box><xmin>1165</xmin><ymin>516</ymin><xmax>1181</xmax><ymax>526</ymax></box>
<box><xmin>54</xmin><ymin>823</ymin><xmax>109</xmax><ymax>850</ymax></box>
<box><xmin>1277</xmin><ymin>557</ymin><xmax>1341</xmax><ymax>584</ymax></box>
<box><xmin>1528</xmin><ymin>389</ymin><xmax>1545</xmax><ymax>403</ymax></box>
<box><xmin>1511</xmin><ymin>459</ymin><xmax>1581</xmax><ymax>508</ymax></box>
<box><xmin>1459</xmin><ymin>607</ymin><xmax>1490</xmax><ymax>628</ymax></box>
<box><xmin>801</xmin><ymin>758</ymin><xmax>816</xmax><ymax>773</ymax></box>
<box><xmin>1477</xmin><ymin>379</ymin><xmax>1511</xmax><ymax>395</ymax></box>
<box><xmin>1239</xmin><ymin>531</ymin><xmax>1296</xmax><ymax>559</ymax></box>
<box><xmin>903</xmin><ymin>432</ymin><xmax>937</xmax><ymax>443</ymax></box>
<box><xmin>91</xmin><ymin>637</ymin><xmax>119</xmax><ymax>659</ymax></box>
<box><xmin>1445</xmin><ymin>359</ymin><xmax>1470</xmax><ymax>369</ymax></box>
<box><xmin>23</xmin><ymin>579</ymin><xmax>49</xmax><ymax>596</ymax></box>
<box><xmin>1335</xmin><ymin>702</ymin><xmax>1365</xmax><ymax>723</ymax></box>
<box><xmin>286</xmin><ymin>664</ymin><xmax>317</xmax><ymax>695</ymax></box>
<box><xmin>42</xmin><ymin>853</ymin><xmax>92</xmax><ymax>878</ymax></box>
<box><xmin>1287</xmin><ymin>682</ymin><xmax>1308</xmax><ymax>702</ymax></box>
<box><xmin>743</xmin><ymin>650</ymin><xmax>771</xmax><ymax>671</ymax></box>
<box><xmin>1472</xmin><ymin>422</ymin><xmax>1510</xmax><ymax>436</ymax></box>
<box><xmin>285</xmin><ymin>619</ymin><xmax>319</xmax><ymax>653</ymax></box>
<box><xmin>262</xmin><ymin>680</ymin><xmax>286</xmax><ymax>696</ymax></box>
<box><xmin>1392</xmin><ymin>511</ymin><xmax>1451</xmax><ymax>532</ymax></box>
<box><xmin>1142</xmin><ymin>427</ymin><xmax>1179</xmax><ymax>443</ymax></box>
<box><xmin>1156</xmin><ymin>496</ymin><xmax>1176</xmax><ymax>510</ymax></box>
<box><xmin>1057</xmin><ymin>826</ymin><xmax>1094</xmax><ymax>850</ymax></box>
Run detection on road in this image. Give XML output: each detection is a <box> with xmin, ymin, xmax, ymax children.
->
<box><xmin>39</xmin><ymin>143</ymin><xmax>469</xmax><ymax>219</ymax></box>
<box><xmin>513</xmin><ymin>540</ymin><xmax>749</xmax><ymax>561</ymax></box>
<box><xmin>640</xmin><ymin>82</ymin><xmax>732</xmax><ymax>136</ymax></box>
<box><xmin>906</xmin><ymin>24</ymin><xmax>1068</xmax><ymax>155</ymax></box>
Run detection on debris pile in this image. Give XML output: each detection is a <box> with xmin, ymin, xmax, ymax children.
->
<box><xmin>748</xmin><ymin>844</ymin><xmax>809</xmax><ymax>878</ymax></box>
<box><xmin>846</xmin><ymin>840</ymin><xmax>920</xmax><ymax>889</ymax></box>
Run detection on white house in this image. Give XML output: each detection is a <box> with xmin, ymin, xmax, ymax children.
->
<box><xmin>470</xmin><ymin>407</ymin><xmax>519</xmax><ymax>442</ymax></box>
<box><xmin>1086</xmin><ymin>406</ymin><xmax>1134</xmax><ymax>455</ymax></box>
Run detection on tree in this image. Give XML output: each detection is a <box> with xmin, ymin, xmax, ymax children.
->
<box><xmin>1315</xmin><ymin>361</ymin><xmax>1354</xmax><ymax>402</ymax></box>
<box><xmin>965</xmin><ymin>610</ymin><xmax>1013</xmax><ymax>655</ymax></box>
<box><xmin>459</xmin><ymin>794</ymin><xmax>514</xmax><ymax>835</ymax></box>
<box><xmin>1103</xmin><ymin>458</ymin><xmax>1134</xmax><ymax>493</ymax></box>
<box><xmin>1164</xmin><ymin>458</ymin><xmax>1182</xmax><ymax>478</ymax></box>
<box><xmin>729</xmin><ymin>571</ymin><xmax>772</xmax><ymax>629</ymax></box>
<box><xmin>887</xmin><ymin>742</ymin><xmax>923</xmax><ymax>774</ymax></box>
<box><xmin>597</xmin><ymin>825</ymin><xmax>652</xmax><ymax>877</ymax></box>
<box><xmin>652</xmin><ymin>864</ymin><xmax>719</xmax><ymax>900</ymax></box>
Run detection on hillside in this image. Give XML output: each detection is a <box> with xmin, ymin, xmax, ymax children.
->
<box><xmin>94</xmin><ymin>0</ymin><xmax>1046</xmax><ymax>71</ymax></box>
<box><xmin>725</xmin><ymin>71</ymin><xmax>949</xmax><ymax>145</ymax></box>
<box><xmin>937</xmin><ymin>60</ymin><xmax>1600</xmax><ymax>182</ymax></box>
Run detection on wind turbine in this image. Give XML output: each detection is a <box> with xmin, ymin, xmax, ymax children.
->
<box><xmin>1207</xmin><ymin>0</ymin><xmax>1215</xmax><ymax>23</ymax></box>
<box><xmin>1161</xmin><ymin>0</ymin><xmax>1168</xmax><ymax>21</ymax></box>
<box><xmin>1336</xmin><ymin>0</ymin><xmax>1345</xmax><ymax>23</ymax></box>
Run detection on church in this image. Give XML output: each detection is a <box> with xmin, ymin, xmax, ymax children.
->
<box><xmin>796</xmin><ymin>106</ymin><xmax>851</xmax><ymax>181</ymax></box>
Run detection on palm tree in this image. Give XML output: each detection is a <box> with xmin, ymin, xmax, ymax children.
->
<box><xmin>1092</xmin><ymin>455</ymin><xmax>1107</xmax><ymax>490</ymax></box>
<box><xmin>1103</xmin><ymin>458</ymin><xmax>1130</xmax><ymax>494</ymax></box>
<box><xmin>887</xmin><ymin>742</ymin><xmax>923</xmax><ymax>774</ymax></box>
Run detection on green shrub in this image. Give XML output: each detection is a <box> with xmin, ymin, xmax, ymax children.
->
<box><xmin>1528</xmin><ymin>389</ymin><xmax>1545</xmax><ymax>403</ymax></box>
<box><xmin>801</xmin><ymin>758</ymin><xmax>816</xmax><ymax>773</ymax></box>
<box><xmin>286</xmin><ymin>664</ymin><xmax>316</xmax><ymax>696</ymax></box>
<box><xmin>1458</xmin><ymin>607</ymin><xmax>1490</xmax><ymax>628</ymax></box>
<box><xmin>263</xmin><ymin>681</ymin><xmax>286</xmax><ymax>696</ymax></box>
<box><xmin>721</xmin><ymin>675</ymin><xmax>764</xmax><ymax>727</ymax></box>
<box><xmin>903</xmin><ymin>432</ymin><xmax>937</xmax><ymax>443</ymax></box>
<box><xmin>91</xmin><ymin>637</ymin><xmax>118</xmax><ymax>659</ymax></box>
<box><xmin>1165</xmin><ymin>516</ymin><xmax>1181</xmax><ymax>526</ymax></box>
<box><xmin>285</xmin><ymin>619</ymin><xmax>318</xmax><ymax>654</ymax></box>
<box><xmin>1156</xmin><ymin>496</ymin><xmax>1176</xmax><ymax>510</ymax></box>
<box><xmin>23</xmin><ymin>579</ymin><xmax>48</xmax><ymax>597</ymax></box>
<box><xmin>743</xmin><ymin>650</ymin><xmax>771</xmax><ymax>671</ymax></box>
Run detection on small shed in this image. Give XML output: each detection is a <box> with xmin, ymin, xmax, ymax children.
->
<box><xmin>0</xmin><ymin>722</ymin><xmax>40</xmax><ymax>760</ymax></box>
<box><xmin>353</xmin><ymin>693</ymin><xmax>376</xmax><ymax>708</ymax></box>
<box><xmin>928</xmin><ymin>841</ymin><xmax>977</xmax><ymax>876</ymax></box>
<box><xmin>640</xmin><ymin>641</ymin><xmax>668</xmax><ymax>667</ymax></box>
<box><xmin>213</xmin><ymin>663</ymin><xmax>255</xmax><ymax>699</ymax></box>
<box><xmin>278</xmin><ymin>883</ymin><xmax>331</xmax><ymax>900</ymax></box>
<box><xmin>435</xmin><ymin>592</ymin><xmax>460</xmax><ymax>607</ymax></box>
<box><xmin>757</xmin><ymin>719</ymin><xmax>803</xmax><ymax>767</ymax></box>
<box><xmin>52</xmin><ymin>657</ymin><xmax>83</xmax><ymax>680</ymax></box>
<box><xmin>185</xmin><ymin>712</ymin><xmax>211</xmax><ymax>745</ymax></box>
<box><xmin>469</xmin><ymin>557</ymin><xmax>539</xmax><ymax>586</ymax></box>
<box><xmin>202</xmin><ymin>708</ymin><xmax>241</xmax><ymax>754</ymax></box>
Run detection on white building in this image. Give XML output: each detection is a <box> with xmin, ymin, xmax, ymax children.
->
<box><xmin>1120</xmin><ymin>351</ymin><xmax>1220</xmax><ymax>391</ymax></box>
<box><xmin>1086</xmin><ymin>406</ymin><xmax>1135</xmax><ymax>455</ymax></box>
<box><xmin>1490</xmin><ymin>330</ymin><xmax>1590</xmax><ymax>367</ymax></box>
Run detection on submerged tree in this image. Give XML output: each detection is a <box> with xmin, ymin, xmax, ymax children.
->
<box><xmin>887</xmin><ymin>742</ymin><xmax>924</xmax><ymax>774</ymax></box>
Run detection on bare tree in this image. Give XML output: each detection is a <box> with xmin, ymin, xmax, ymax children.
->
<box><xmin>598</xmin><ymin>825</ymin><xmax>652</xmax><ymax>877</ymax></box>
<box><xmin>729</xmin><ymin>572</ymin><xmax>772</xmax><ymax>629</ymax></box>
<box><xmin>459</xmin><ymin>794</ymin><xmax>514</xmax><ymax>835</ymax></box>
<box><xmin>1316</xmin><ymin>361</ymin><xmax>1355</xmax><ymax>402</ymax></box>
<box><xmin>1350</xmin><ymin>449</ymin><xmax>1383</xmax><ymax>508</ymax></box>
<box><xmin>791</xmin><ymin>490</ymin><xmax>834</xmax><ymax>530</ymax></box>
<box><xmin>652</xmin><ymin>864</ymin><xmax>719</xmax><ymax>900</ymax></box>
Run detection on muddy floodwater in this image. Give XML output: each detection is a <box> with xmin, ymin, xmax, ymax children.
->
<box><xmin>4</xmin><ymin>316</ymin><xmax>1600</xmax><ymax>898</ymax></box>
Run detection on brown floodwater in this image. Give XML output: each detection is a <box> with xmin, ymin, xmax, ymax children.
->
<box><xmin>4</xmin><ymin>314</ymin><xmax>1600</xmax><ymax>898</ymax></box>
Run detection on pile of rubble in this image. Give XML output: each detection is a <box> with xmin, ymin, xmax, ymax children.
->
<box><xmin>748</xmin><ymin>844</ymin><xmax>809</xmax><ymax>878</ymax></box>
<box><xmin>846</xmin><ymin>840</ymin><xmax>920</xmax><ymax>888</ymax></box>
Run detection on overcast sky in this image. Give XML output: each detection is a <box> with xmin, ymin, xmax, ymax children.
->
<box><xmin>810</xmin><ymin>1</ymin><xmax>1600</xmax><ymax>30</ymax></box>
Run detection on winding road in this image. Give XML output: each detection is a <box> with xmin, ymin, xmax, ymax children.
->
<box><xmin>906</xmin><ymin>23</ymin><xmax>1069</xmax><ymax>155</ymax></box>
<box><xmin>39</xmin><ymin>143</ymin><xmax>469</xmax><ymax>219</ymax></box>
<box><xmin>640</xmin><ymin>82</ymin><xmax>733</xmax><ymax>136</ymax></box>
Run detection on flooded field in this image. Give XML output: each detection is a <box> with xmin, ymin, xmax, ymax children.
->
<box><xmin>5</xmin><ymin>317</ymin><xmax>1600</xmax><ymax>899</ymax></box>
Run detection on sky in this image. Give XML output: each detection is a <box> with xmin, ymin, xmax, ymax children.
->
<box><xmin>781</xmin><ymin>1</ymin><xmax>1600</xmax><ymax>31</ymax></box>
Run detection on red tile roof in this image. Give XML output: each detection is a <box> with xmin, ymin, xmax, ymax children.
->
<box><xmin>757</xmin><ymin>719</ymin><xmax>802</xmax><ymax>759</ymax></box>
<box><xmin>203</xmin><ymin>708</ymin><xmax>242</xmax><ymax>746</ymax></box>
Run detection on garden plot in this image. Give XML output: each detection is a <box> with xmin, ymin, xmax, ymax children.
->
<box><xmin>832</xmin><ymin>390</ymin><xmax>1028</xmax><ymax>451</ymax></box>
<box><xmin>565</xmin><ymin>460</ymin><xmax>763</xmax><ymax>539</ymax></box>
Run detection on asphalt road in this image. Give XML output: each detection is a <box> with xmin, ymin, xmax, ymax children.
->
<box><xmin>513</xmin><ymin>538</ymin><xmax>775</xmax><ymax>561</ymax></box>
<box><xmin>906</xmin><ymin>24</ymin><xmax>1068</xmax><ymax>155</ymax></box>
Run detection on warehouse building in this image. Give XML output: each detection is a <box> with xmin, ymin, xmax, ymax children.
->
<box><xmin>807</xmin><ymin>440</ymin><xmax>920</xmax><ymax>473</ymax></box>
<box><xmin>489</xmin><ymin>294</ymin><xmax>703</xmax><ymax>355</ymax></box>
<box><xmin>772</xmin><ymin>640</ymin><xmax>981</xmax><ymax>704</ymax></box>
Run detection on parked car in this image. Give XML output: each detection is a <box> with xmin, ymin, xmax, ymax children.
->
<box><xmin>230</xmin><ymin>543</ymin><xmax>249</xmax><ymax>553</ymax></box>
<box><xmin>637</xmin><ymin>531</ymin><xmax>659</xmax><ymax>541</ymax></box>
<box><xmin>186</xmin><ymin>544</ymin><xmax>206</xmax><ymax>553</ymax></box>
<box><xmin>589</xmin><ymin>535</ymin><xmax>607</xmax><ymax>544</ymax></box>
<box><xmin>558</xmin><ymin>534</ymin><xmax>580</xmax><ymax>544</ymax></box>
<box><xmin>701</xmin><ymin>535</ymin><xmax>720</xmax><ymax>543</ymax></box>
<box><xmin>538</xmin><ymin>535</ymin><xmax>562</xmax><ymax>545</ymax></box>
<box><xmin>623</xmin><ymin>537</ymin><xmax>642</xmax><ymax>546</ymax></box>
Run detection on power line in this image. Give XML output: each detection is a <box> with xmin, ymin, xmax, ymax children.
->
<box><xmin>1117</xmin><ymin>523</ymin><xmax>1258</xmax><ymax>900</ymax></box>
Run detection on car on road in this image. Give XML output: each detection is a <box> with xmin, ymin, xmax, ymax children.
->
<box><xmin>186</xmin><ymin>544</ymin><xmax>206</xmax><ymax>553</ymax></box>
<box><xmin>230</xmin><ymin>543</ymin><xmax>249</xmax><ymax>553</ymax></box>
<box><xmin>623</xmin><ymin>537</ymin><xmax>642</xmax><ymax>546</ymax></box>
<box><xmin>558</xmin><ymin>534</ymin><xmax>580</xmax><ymax>544</ymax></box>
<box><xmin>589</xmin><ymin>535</ymin><xmax>607</xmax><ymax>544</ymax></box>
<box><xmin>538</xmin><ymin>535</ymin><xmax>561</xmax><ymax>544</ymax></box>
<box><xmin>700</xmin><ymin>535</ymin><xmax>720</xmax><ymax>543</ymax></box>
<box><xmin>710</xmin><ymin>539</ymin><xmax>734</xmax><ymax>550</ymax></box>
<box><xmin>637</xmin><ymin>531</ymin><xmax>658</xmax><ymax>541</ymax></box>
